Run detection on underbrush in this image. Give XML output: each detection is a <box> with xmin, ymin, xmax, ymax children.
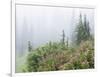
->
<box><xmin>22</xmin><ymin>40</ymin><xmax>94</xmax><ymax>72</ymax></box>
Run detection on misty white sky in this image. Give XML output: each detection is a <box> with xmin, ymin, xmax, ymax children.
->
<box><xmin>15</xmin><ymin>5</ymin><xmax>94</xmax><ymax>55</ymax></box>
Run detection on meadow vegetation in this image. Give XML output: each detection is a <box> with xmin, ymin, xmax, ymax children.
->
<box><xmin>22</xmin><ymin>39</ymin><xmax>94</xmax><ymax>72</ymax></box>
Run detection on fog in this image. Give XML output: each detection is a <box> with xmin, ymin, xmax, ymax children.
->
<box><xmin>15</xmin><ymin>5</ymin><xmax>94</xmax><ymax>56</ymax></box>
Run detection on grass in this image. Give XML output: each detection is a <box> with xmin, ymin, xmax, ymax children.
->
<box><xmin>15</xmin><ymin>52</ymin><xmax>28</xmax><ymax>73</ymax></box>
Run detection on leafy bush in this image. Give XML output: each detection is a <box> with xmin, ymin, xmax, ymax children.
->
<box><xmin>23</xmin><ymin>40</ymin><xmax>94</xmax><ymax>72</ymax></box>
<box><xmin>64</xmin><ymin>40</ymin><xmax>94</xmax><ymax>70</ymax></box>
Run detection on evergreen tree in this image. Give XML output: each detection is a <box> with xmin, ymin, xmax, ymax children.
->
<box><xmin>61</xmin><ymin>30</ymin><xmax>65</xmax><ymax>45</ymax></box>
<box><xmin>66</xmin><ymin>37</ymin><xmax>69</xmax><ymax>48</ymax></box>
<box><xmin>28</xmin><ymin>41</ymin><xmax>32</xmax><ymax>52</ymax></box>
<box><xmin>83</xmin><ymin>15</ymin><xmax>90</xmax><ymax>39</ymax></box>
<box><xmin>75</xmin><ymin>14</ymin><xmax>91</xmax><ymax>45</ymax></box>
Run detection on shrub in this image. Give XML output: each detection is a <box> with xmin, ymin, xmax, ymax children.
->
<box><xmin>25</xmin><ymin>40</ymin><xmax>94</xmax><ymax>72</ymax></box>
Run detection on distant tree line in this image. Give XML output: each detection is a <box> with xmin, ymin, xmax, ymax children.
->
<box><xmin>28</xmin><ymin>14</ymin><xmax>92</xmax><ymax>52</ymax></box>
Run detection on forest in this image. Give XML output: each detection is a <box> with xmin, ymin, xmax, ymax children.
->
<box><xmin>16</xmin><ymin>14</ymin><xmax>94</xmax><ymax>72</ymax></box>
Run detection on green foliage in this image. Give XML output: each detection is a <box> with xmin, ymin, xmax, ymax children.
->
<box><xmin>27</xmin><ymin>52</ymin><xmax>41</xmax><ymax>72</ymax></box>
<box><xmin>59</xmin><ymin>40</ymin><xmax>94</xmax><ymax>70</ymax></box>
<box><xmin>75</xmin><ymin>14</ymin><xmax>91</xmax><ymax>45</ymax></box>
<box><xmin>25</xmin><ymin>42</ymin><xmax>69</xmax><ymax>72</ymax></box>
<box><xmin>23</xmin><ymin>40</ymin><xmax>94</xmax><ymax>72</ymax></box>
